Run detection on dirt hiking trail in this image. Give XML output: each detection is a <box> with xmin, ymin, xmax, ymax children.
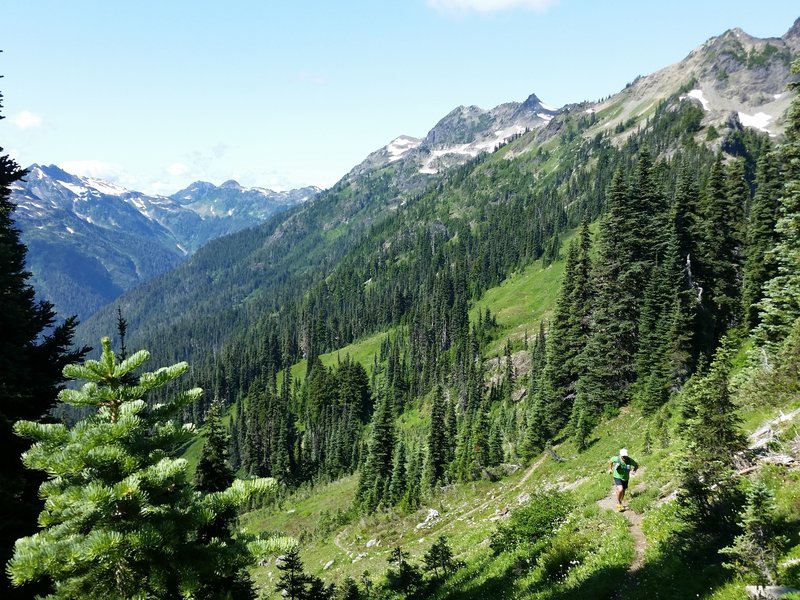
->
<box><xmin>598</xmin><ymin>487</ymin><xmax>647</xmax><ymax>597</ymax></box>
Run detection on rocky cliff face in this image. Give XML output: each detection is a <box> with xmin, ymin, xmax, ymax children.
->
<box><xmin>589</xmin><ymin>18</ymin><xmax>800</xmax><ymax>141</ymax></box>
<box><xmin>348</xmin><ymin>93</ymin><xmax>558</xmax><ymax>186</ymax></box>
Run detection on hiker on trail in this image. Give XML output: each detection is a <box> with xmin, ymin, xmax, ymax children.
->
<box><xmin>608</xmin><ymin>448</ymin><xmax>638</xmax><ymax>511</ymax></box>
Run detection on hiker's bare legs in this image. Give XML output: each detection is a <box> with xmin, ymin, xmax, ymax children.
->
<box><xmin>616</xmin><ymin>484</ymin><xmax>625</xmax><ymax>505</ymax></box>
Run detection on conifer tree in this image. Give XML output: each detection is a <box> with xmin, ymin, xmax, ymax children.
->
<box><xmin>756</xmin><ymin>59</ymin><xmax>800</xmax><ymax>347</ymax></box>
<box><xmin>306</xmin><ymin>575</ymin><xmax>335</xmax><ymax>600</ymax></box>
<box><xmin>192</xmin><ymin>399</ymin><xmax>255</xmax><ymax>597</ymax></box>
<box><xmin>275</xmin><ymin>547</ymin><xmax>310</xmax><ymax>600</ymax></box>
<box><xmin>195</xmin><ymin>399</ymin><xmax>235</xmax><ymax>493</ymax></box>
<box><xmin>404</xmin><ymin>445</ymin><xmax>424</xmax><ymax>510</ymax></box>
<box><xmin>444</xmin><ymin>395</ymin><xmax>457</xmax><ymax>465</ymax></box>
<box><xmin>0</xmin><ymin>86</ymin><xmax>87</xmax><ymax>598</ymax></box>
<box><xmin>634</xmin><ymin>231</ymin><xmax>683</xmax><ymax>409</ymax></box>
<box><xmin>335</xmin><ymin>576</ymin><xmax>362</xmax><ymax>600</ymax></box>
<box><xmin>488</xmin><ymin>421</ymin><xmax>503</xmax><ymax>467</ymax></box>
<box><xmin>572</xmin><ymin>170</ymin><xmax>638</xmax><ymax>431</ymax></box>
<box><xmin>355</xmin><ymin>386</ymin><xmax>395</xmax><ymax>512</ymax></box>
<box><xmin>677</xmin><ymin>339</ymin><xmax>746</xmax><ymax>525</ymax></box>
<box><xmin>534</xmin><ymin>221</ymin><xmax>592</xmax><ymax>449</ymax></box>
<box><xmin>8</xmin><ymin>338</ymin><xmax>280</xmax><ymax>599</ymax></box>
<box><xmin>426</xmin><ymin>386</ymin><xmax>447</xmax><ymax>488</ymax></box>
<box><xmin>742</xmin><ymin>151</ymin><xmax>782</xmax><ymax>330</ymax></box>
<box><xmin>669</xmin><ymin>168</ymin><xmax>705</xmax><ymax>379</ymax></box>
<box><xmin>385</xmin><ymin>546</ymin><xmax>422</xmax><ymax>598</ymax></box>
<box><xmin>422</xmin><ymin>536</ymin><xmax>461</xmax><ymax>583</ymax></box>
<box><xmin>697</xmin><ymin>155</ymin><xmax>746</xmax><ymax>345</ymax></box>
<box><xmin>672</xmin><ymin>165</ymin><xmax>702</xmax><ymax>268</ymax></box>
<box><xmin>720</xmin><ymin>478</ymin><xmax>787</xmax><ymax>585</ymax></box>
<box><xmin>388</xmin><ymin>439</ymin><xmax>408</xmax><ymax>506</ymax></box>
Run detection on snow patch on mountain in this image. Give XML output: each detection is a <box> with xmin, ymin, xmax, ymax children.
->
<box><xmin>58</xmin><ymin>181</ymin><xmax>87</xmax><ymax>196</ymax></box>
<box><xmin>686</xmin><ymin>89</ymin><xmax>710</xmax><ymax>111</ymax></box>
<box><xmin>86</xmin><ymin>178</ymin><xmax>127</xmax><ymax>196</ymax></box>
<box><xmin>738</xmin><ymin>111</ymin><xmax>773</xmax><ymax>133</ymax></box>
<box><xmin>386</xmin><ymin>136</ymin><xmax>421</xmax><ymax>161</ymax></box>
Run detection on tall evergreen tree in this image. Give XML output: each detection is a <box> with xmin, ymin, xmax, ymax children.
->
<box><xmin>756</xmin><ymin>59</ymin><xmax>800</xmax><ymax>347</ymax></box>
<box><xmin>355</xmin><ymin>386</ymin><xmax>396</xmax><ymax>512</ymax></box>
<box><xmin>426</xmin><ymin>386</ymin><xmax>447</xmax><ymax>488</ymax></box>
<box><xmin>697</xmin><ymin>155</ymin><xmax>746</xmax><ymax>345</ymax></box>
<box><xmin>742</xmin><ymin>151</ymin><xmax>782</xmax><ymax>331</ymax></box>
<box><xmin>195</xmin><ymin>399</ymin><xmax>235</xmax><ymax>493</ymax></box>
<box><xmin>634</xmin><ymin>230</ymin><xmax>684</xmax><ymax>409</ymax></box>
<box><xmin>422</xmin><ymin>536</ymin><xmax>460</xmax><ymax>583</ymax></box>
<box><xmin>677</xmin><ymin>339</ymin><xmax>746</xmax><ymax>525</ymax></box>
<box><xmin>572</xmin><ymin>169</ymin><xmax>638</xmax><ymax>433</ymax></box>
<box><xmin>533</xmin><ymin>221</ymin><xmax>592</xmax><ymax>450</ymax></box>
<box><xmin>388</xmin><ymin>439</ymin><xmax>408</xmax><ymax>506</ymax></box>
<box><xmin>0</xmin><ymin>83</ymin><xmax>87</xmax><ymax>598</ymax></box>
<box><xmin>275</xmin><ymin>547</ymin><xmax>310</xmax><ymax>600</ymax></box>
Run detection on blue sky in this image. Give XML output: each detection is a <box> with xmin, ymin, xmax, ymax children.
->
<box><xmin>1</xmin><ymin>1</ymin><xmax>797</xmax><ymax>194</ymax></box>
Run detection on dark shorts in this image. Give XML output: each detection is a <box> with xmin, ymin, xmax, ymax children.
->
<box><xmin>613</xmin><ymin>478</ymin><xmax>628</xmax><ymax>489</ymax></box>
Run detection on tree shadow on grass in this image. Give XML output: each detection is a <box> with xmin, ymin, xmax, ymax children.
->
<box><xmin>436</xmin><ymin>551</ymin><xmax>518</xmax><ymax>600</ymax></box>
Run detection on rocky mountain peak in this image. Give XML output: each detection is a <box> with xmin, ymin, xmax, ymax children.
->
<box><xmin>33</xmin><ymin>163</ymin><xmax>77</xmax><ymax>183</ymax></box>
<box><xmin>219</xmin><ymin>179</ymin><xmax>242</xmax><ymax>190</ymax></box>
<box><xmin>519</xmin><ymin>92</ymin><xmax>543</xmax><ymax>110</ymax></box>
<box><xmin>784</xmin><ymin>17</ymin><xmax>800</xmax><ymax>39</ymax></box>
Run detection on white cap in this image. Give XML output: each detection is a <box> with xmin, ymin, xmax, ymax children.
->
<box><xmin>620</xmin><ymin>448</ymin><xmax>629</xmax><ymax>457</ymax></box>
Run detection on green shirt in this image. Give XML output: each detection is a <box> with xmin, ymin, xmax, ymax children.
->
<box><xmin>611</xmin><ymin>456</ymin><xmax>638</xmax><ymax>481</ymax></box>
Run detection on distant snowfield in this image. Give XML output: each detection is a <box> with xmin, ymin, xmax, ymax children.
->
<box><xmin>386</xmin><ymin>136</ymin><xmax>421</xmax><ymax>162</ymax></box>
<box><xmin>58</xmin><ymin>181</ymin><xmax>86</xmax><ymax>196</ymax></box>
<box><xmin>87</xmin><ymin>178</ymin><xmax>127</xmax><ymax>196</ymax></box>
<box><xmin>686</xmin><ymin>89</ymin><xmax>710</xmax><ymax>111</ymax></box>
<box><xmin>738</xmin><ymin>111</ymin><xmax>773</xmax><ymax>133</ymax></box>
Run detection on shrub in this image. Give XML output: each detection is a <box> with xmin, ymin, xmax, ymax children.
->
<box><xmin>490</xmin><ymin>490</ymin><xmax>573</xmax><ymax>555</ymax></box>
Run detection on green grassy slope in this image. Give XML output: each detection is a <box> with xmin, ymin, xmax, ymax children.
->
<box><xmin>227</xmin><ymin>226</ymin><xmax>800</xmax><ymax>598</ymax></box>
<box><xmin>241</xmin><ymin>392</ymin><xmax>800</xmax><ymax>599</ymax></box>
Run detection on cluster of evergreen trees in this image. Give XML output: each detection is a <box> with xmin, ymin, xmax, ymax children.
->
<box><xmin>5</xmin><ymin>55</ymin><xmax>799</xmax><ymax>596</ymax></box>
<box><xmin>140</xmin><ymin>87</ymin><xmax>785</xmax><ymax>521</ymax></box>
<box><xmin>11</xmin><ymin>74</ymin><xmax>787</xmax><ymax>551</ymax></box>
<box><xmin>524</xmin><ymin>130</ymin><xmax>783</xmax><ymax>452</ymax></box>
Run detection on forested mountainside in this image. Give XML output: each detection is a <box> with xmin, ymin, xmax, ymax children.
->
<box><xmin>4</xmin><ymin>16</ymin><xmax>800</xmax><ymax>600</ymax></box>
<box><xmin>9</xmin><ymin>164</ymin><xmax>318</xmax><ymax>320</ymax></box>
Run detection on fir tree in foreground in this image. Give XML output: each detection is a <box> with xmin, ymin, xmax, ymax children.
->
<box><xmin>8</xmin><ymin>338</ymin><xmax>283</xmax><ymax>599</ymax></box>
<box><xmin>677</xmin><ymin>339</ymin><xmax>746</xmax><ymax>534</ymax></box>
<box><xmin>720</xmin><ymin>478</ymin><xmax>788</xmax><ymax>586</ymax></box>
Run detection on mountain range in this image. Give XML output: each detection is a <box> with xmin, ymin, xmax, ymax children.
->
<box><xmin>13</xmin><ymin>17</ymin><xmax>799</xmax><ymax>357</ymax></box>
<box><xmin>10</xmin><ymin>164</ymin><xmax>319</xmax><ymax>320</ymax></box>
<box><xmin>7</xmin><ymin>15</ymin><xmax>800</xmax><ymax>600</ymax></box>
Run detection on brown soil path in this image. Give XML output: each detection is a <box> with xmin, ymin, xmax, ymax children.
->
<box><xmin>598</xmin><ymin>488</ymin><xmax>647</xmax><ymax>598</ymax></box>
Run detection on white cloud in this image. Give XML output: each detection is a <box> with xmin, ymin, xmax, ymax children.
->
<box><xmin>167</xmin><ymin>162</ymin><xmax>189</xmax><ymax>176</ymax></box>
<box><xmin>427</xmin><ymin>0</ymin><xmax>557</xmax><ymax>13</ymax></box>
<box><xmin>11</xmin><ymin>110</ymin><xmax>43</xmax><ymax>129</ymax></box>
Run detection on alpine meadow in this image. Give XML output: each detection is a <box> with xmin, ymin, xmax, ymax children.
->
<box><xmin>3</xmin><ymin>6</ymin><xmax>800</xmax><ymax>600</ymax></box>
